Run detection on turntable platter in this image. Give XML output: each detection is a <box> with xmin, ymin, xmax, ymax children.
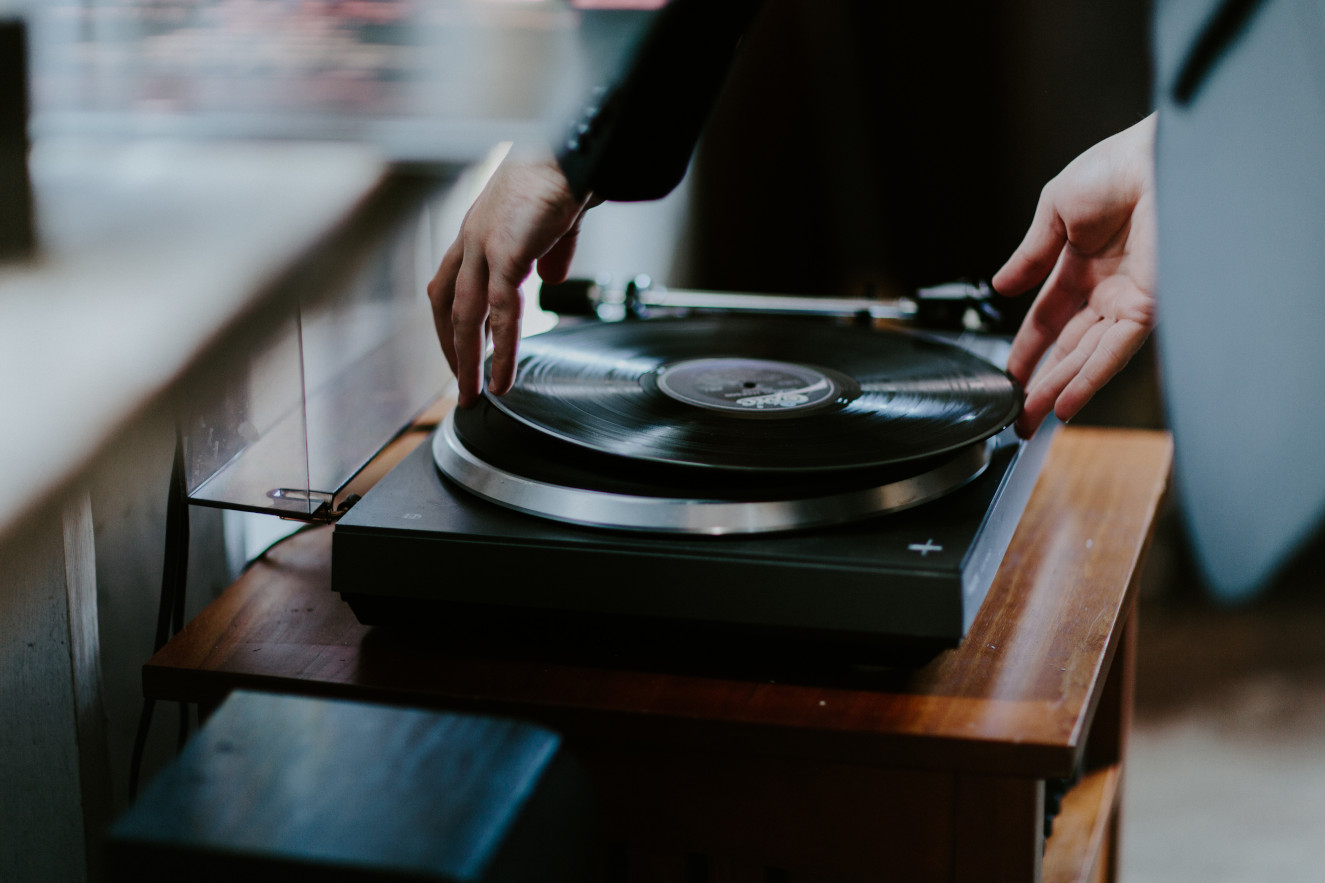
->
<box><xmin>435</xmin><ymin>405</ymin><xmax>995</xmax><ymax>534</ymax></box>
<box><xmin>431</xmin><ymin>318</ymin><xmax>1023</xmax><ymax>534</ymax></box>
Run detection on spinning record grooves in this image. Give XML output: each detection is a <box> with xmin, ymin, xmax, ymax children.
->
<box><xmin>488</xmin><ymin>318</ymin><xmax>1021</xmax><ymax>472</ymax></box>
<box><xmin>432</xmin><ymin>318</ymin><xmax>1023</xmax><ymax>534</ymax></box>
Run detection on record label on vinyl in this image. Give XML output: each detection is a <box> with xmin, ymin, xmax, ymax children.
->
<box><xmin>654</xmin><ymin>358</ymin><xmax>843</xmax><ymax>415</ymax></box>
<box><xmin>485</xmin><ymin>318</ymin><xmax>1021</xmax><ymax>473</ymax></box>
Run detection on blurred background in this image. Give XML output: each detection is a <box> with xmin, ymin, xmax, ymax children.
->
<box><xmin>9</xmin><ymin>0</ymin><xmax>1325</xmax><ymax>879</ymax></box>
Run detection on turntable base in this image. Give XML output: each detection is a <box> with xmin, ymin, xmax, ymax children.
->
<box><xmin>333</xmin><ymin>421</ymin><xmax>1053</xmax><ymax>658</ymax></box>
<box><xmin>332</xmin><ymin>320</ymin><xmax>1041</xmax><ymax>657</ymax></box>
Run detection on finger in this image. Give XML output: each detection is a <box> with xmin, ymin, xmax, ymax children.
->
<box><xmin>1016</xmin><ymin>365</ymin><xmax>1067</xmax><ymax>438</ymax></box>
<box><xmin>1015</xmin><ymin>395</ymin><xmax>1054</xmax><ymax>440</ymax></box>
<box><xmin>1054</xmin><ymin>318</ymin><xmax>1150</xmax><ymax>420</ymax></box>
<box><xmin>1005</xmin><ymin>254</ymin><xmax>1085</xmax><ymax>386</ymax></box>
<box><xmin>1031</xmin><ymin>304</ymin><xmax>1104</xmax><ymax>386</ymax></box>
<box><xmin>1016</xmin><ymin>317</ymin><xmax>1110</xmax><ymax>436</ymax></box>
<box><xmin>451</xmin><ymin>253</ymin><xmax>490</xmax><ymax>409</ymax></box>
<box><xmin>485</xmin><ymin>274</ymin><xmax>524</xmax><ymax>397</ymax></box>
<box><xmin>992</xmin><ymin>182</ymin><xmax>1068</xmax><ymax>297</ymax></box>
<box><xmin>1026</xmin><ymin>315</ymin><xmax>1111</xmax><ymax>406</ymax></box>
<box><xmin>427</xmin><ymin>241</ymin><xmax>464</xmax><ymax>375</ymax></box>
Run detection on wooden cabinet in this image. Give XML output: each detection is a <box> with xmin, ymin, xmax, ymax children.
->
<box><xmin>143</xmin><ymin>426</ymin><xmax>1172</xmax><ymax>882</ymax></box>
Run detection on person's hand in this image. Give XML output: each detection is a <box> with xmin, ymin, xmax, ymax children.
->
<box><xmin>992</xmin><ymin>113</ymin><xmax>1158</xmax><ymax>438</ymax></box>
<box><xmin>428</xmin><ymin>154</ymin><xmax>594</xmax><ymax>408</ymax></box>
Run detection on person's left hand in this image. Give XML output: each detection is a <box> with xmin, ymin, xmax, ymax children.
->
<box><xmin>993</xmin><ymin>114</ymin><xmax>1159</xmax><ymax>437</ymax></box>
<box><xmin>427</xmin><ymin>154</ymin><xmax>594</xmax><ymax>408</ymax></box>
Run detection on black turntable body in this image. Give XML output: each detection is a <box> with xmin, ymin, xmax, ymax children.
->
<box><xmin>331</xmin><ymin>315</ymin><xmax>1056</xmax><ymax>661</ymax></box>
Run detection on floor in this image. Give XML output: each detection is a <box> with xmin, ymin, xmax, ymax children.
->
<box><xmin>1121</xmin><ymin>528</ymin><xmax>1325</xmax><ymax>881</ymax></box>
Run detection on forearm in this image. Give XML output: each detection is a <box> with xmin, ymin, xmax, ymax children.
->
<box><xmin>556</xmin><ymin>0</ymin><xmax>764</xmax><ymax>202</ymax></box>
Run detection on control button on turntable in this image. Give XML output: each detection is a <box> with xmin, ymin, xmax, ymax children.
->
<box><xmin>908</xmin><ymin>539</ymin><xmax>943</xmax><ymax>556</ymax></box>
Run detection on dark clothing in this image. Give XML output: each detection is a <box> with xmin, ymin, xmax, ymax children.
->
<box><xmin>555</xmin><ymin>0</ymin><xmax>763</xmax><ymax>202</ymax></box>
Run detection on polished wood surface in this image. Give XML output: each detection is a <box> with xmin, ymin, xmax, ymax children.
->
<box><xmin>143</xmin><ymin>426</ymin><xmax>1172</xmax><ymax>882</ymax></box>
<box><xmin>147</xmin><ymin>427</ymin><xmax>1170</xmax><ymax>776</ymax></box>
<box><xmin>1042</xmin><ymin>765</ymin><xmax>1122</xmax><ymax>883</ymax></box>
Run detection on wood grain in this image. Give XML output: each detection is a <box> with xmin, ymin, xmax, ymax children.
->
<box><xmin>142</xmin><ymin>426</ymin><xmax>1171</xmax><ymax>882</ymax></box>
<box><xmin>1042</xmin><ymin>765</ymin><xmax>1122</xmax><ymax>883</ymax></box>
<box><xmin>953</xmin><ymin>774</ymin><xmax>1043</xmax><ymax>882</ymax></box>
<box><xmin>147</xmin><ymin>427</ymin><xmax>1171</xmax><ymax>780</ymax></box>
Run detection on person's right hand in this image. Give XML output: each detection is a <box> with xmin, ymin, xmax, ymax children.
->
<box><xmin>427</xmin><ymin>154</ymin><xmax>594</xmax><ymax>408</ymax></box>
<box><xmin>993</xmin><ymin>113</ymin><xmax>1158</xmax><ymax>438</ymax></box>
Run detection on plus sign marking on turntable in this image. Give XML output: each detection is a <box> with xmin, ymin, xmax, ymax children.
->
<box><xmin>908</xmin><ymin>539</ymin><xmax>943</xmax><ymax>557</ymax></box>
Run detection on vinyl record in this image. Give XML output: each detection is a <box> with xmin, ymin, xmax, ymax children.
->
<box><xmin>486</xmin><ymin>318</ymin><xmax>1021</xmax><ymax>472</ymax></box>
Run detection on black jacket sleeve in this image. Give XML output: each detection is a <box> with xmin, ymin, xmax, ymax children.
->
<box><xmin>556</xmin><ymin>0</ymin><xmax>764</xmax><ymax>202</ymax></box>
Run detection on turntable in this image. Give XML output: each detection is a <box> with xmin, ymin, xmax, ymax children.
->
<box><xmin>332</xmin><ymin>293</ymin><xmax>1056</xmax><ymax>661</ymax></box>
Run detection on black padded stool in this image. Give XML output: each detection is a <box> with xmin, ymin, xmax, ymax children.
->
<box><xmin>107</xmin><ymin>690</ymin><xmax>595</xmax><ymax>882</ymax></box>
